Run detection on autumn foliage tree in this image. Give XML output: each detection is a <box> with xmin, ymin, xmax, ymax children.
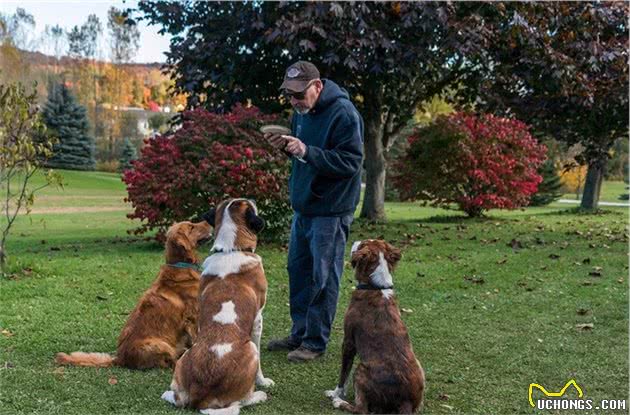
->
<box><xmin>392</xmin><ymin>113</ymin><xmax>546</xmax><ymax>217</ymax></box>
<box><xmin>135</xmin><ymin>1</ymin><xmax>477</xmax><ymax>221</ymax></box>
<box><xmin>122</xmin><ymin>105</ymin><xmax>291</xmax><ymax>240</ymax></box>
<box><xmin>454</xmin><ymin>2</ymin><xmax>628</xmax><ymax>210</ymax></box>
<box><xmin>0</xmin><ymin>82</ymin><xmax>61</xmax><ymax>273</ymax></box>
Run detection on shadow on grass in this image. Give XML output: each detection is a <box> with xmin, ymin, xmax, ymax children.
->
<box><xmin>528</xmin><ymin>206</ymin><xmax>626</xmax><ymax>218</ymax></box>
<box><xmin>17</xmin><ymin>235</ymin><xmax>165</xmax><ymax>256</ymax></box>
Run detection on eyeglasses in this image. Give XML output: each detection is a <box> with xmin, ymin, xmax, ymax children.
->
<box><xmin>282</xmin><ymin>81</ymin><xmax>316</xmax><ymax>100</ymax></box>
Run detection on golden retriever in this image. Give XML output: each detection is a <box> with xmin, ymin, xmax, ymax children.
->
<box><xmin>55</xmin><ymin>220</ymin><xmax>212</xmax><ymax>369</ymax></box>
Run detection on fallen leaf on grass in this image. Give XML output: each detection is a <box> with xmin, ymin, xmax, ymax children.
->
<box><xmin>53</xmin><ymin>367</ymin><xmax>65</xmax><ymax>376</ymax></box>
<box><xmin>438</xmin><ymin>393</ymin><xmax>450</xmax><ymax>401</ymax></box>
<box><xmin>464</xmin><ymin>275</ymin><xmax>485</xmax><ymax>284</ymax></box>
<box><xmin>589</xmin><ymin>267</ymin><xmax>603</xmax><ymax>277</ymax></box>
<box><xmin>618</xmin><ymin>278</ymin><xmax>624</xmax><ymax>284</ymax></box>
<box><xmin>575</xmin><ymin>323</ymin><xmax>594</xmax><ymax>331</ymax></box>
<box><xmin>508</xmin><ymin>239</ymin><xmax>523</xmax><ymax>250</ymax></box>
<box><xmin>1</xmin><ymin>329</ymin><xmax>14</xmax><ymax>337</ymax></box>
<box><xmin>576</xmin><ymin>308</ymin><xmax>591</xmax><ymax>315</ymax></box>
<box><xmin>400</xmin><ymin>308</ymin><xmax>413</xmax><ymax>314</ymax></box>
<box><xmin>108</xmin><ymin>376</ymin><xmax>118</xmax><ymax>385</ymax></box>
<box><xmin>440</xmin><ymin>404</ymin><xmax>454</xmax><ymax>410</ymax></box>
<box><xmin>4</xmin><ymin>361</ymin><xmax>15</xmax><ymax>369</ymax></box>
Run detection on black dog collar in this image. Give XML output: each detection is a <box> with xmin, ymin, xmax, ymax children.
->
<box><xmin>356</xmin><ymin>283</ymin><xmax>394</xmax><ymax>290</ymax></box>
<box><xmin>166</xmin><ymin>262</ymin><xmax>202</xmax><ymax>272</ymax></box>
<box><xmin>213</xmin><ymin>247</ymin><xmax>255</xmax><ymax>253</ymax></box>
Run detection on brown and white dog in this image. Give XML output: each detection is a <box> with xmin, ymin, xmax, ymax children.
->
<box><xmin>161</xmin><ymin>198</ymin><xmax>273</xmax><ymax>415</ymax></box>
<box><xmin>55</xmin><ymin>220</ymin><xmax>212</xmax><ymax>369</ymax></box>
<box><xmin>325</xmin><ymin>239</ymin><xmax>425</xmax><ymax>414</ymax></box>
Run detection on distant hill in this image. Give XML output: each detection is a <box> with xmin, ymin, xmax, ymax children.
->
<box><xmin>20</xmin><ymin>48</ymin><xmax>165</xmax><ymax>71</ymax></box>
<box><xmin>4</xmin><ymin>48</ymin><xmax>186</xmax><ymax>112</ymax></box>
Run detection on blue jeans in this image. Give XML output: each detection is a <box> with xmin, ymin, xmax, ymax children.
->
<box><xmin>287</xmin><ymin>213</ymin><xmax>353</xmax><ymax>352</ymax></box>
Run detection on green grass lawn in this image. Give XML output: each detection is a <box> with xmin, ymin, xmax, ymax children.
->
<box><xmin>561</xmin><ymin>181</ymin><xmax>629</xmax><ymax>203</ymax></box>
<box><xmin>1</xmin><ymin>171</ymin><xmax>628</xmax><ymax>414</ymax></box>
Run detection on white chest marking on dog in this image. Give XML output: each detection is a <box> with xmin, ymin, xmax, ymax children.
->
<box><xmin>210</xmin><ymin>342</ymin><xmax>233</xmax><ymax>359</ymax></box>
<box><xmin>213</xmin><ymin>301</ymin><xmax>237</xmax><ymax>325</ymax></box>
<box><xmin>381</xmin><ymin>288</ymin><xmax>394</xmax><ymax>300</ymax></box>
<box><xmin>351</xmin><ymin>240</ymin><xmax>362</xmax><ymax>254</ymax></box>
<box><xmin>370</xmin><ymin>252</ymin><xmax>393</xmax><ymax>289</ymax></box>
<box><xmin>202</xmin><ymin>252</ymin><xmax>261</xmax><ymax>278</ymax></box>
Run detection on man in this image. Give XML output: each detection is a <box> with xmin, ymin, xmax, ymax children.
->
<box><xmin>265</xmin><ymin>61</ymin><xmax>363</xmax><ymax>362</ymax></box>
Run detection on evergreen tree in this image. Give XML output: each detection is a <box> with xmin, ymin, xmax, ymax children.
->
<box><xmin>118</xmin><ymin>138</ymin><xmax>137</xmax><ymax>172</ymax></box>
<box><xmin>42</xmin><ymin>82</ymin><xmax>96</xmax><ymax>170</ymax></box>
<box><xmin>530</xmin><ymin>159</ymin><xmax>563</xmax><ymax>206</ymax></box>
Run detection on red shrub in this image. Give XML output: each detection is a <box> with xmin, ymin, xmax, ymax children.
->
<box><xmin>123</xmin><ymin>105</ymin><xmax>291</xmax><ymax>240</ymax></box>
<box><xmin>392</xmin><ymin>113</ymin><xmax>546</xmax><ymax>217</ymax></box>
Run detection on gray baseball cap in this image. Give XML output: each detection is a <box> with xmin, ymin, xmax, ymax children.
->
<box><xmin>279</xmin><ymin>61</ymin><xmax>320</xmax><ymax>92</ymax></box>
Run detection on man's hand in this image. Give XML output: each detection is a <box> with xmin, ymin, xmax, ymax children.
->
<box><xmin>284</xmin><ymin>136</ymin><xmax>307</xmax><ymax>158</ymax></box>
<box><xmin>264</xmin><ymin>133</ymin><xmax>307</xmax><ymax>159</ymax></box>
<box><xmin>264</xmin><ymin>133</ymin><xmax>288</xmax><ymax>150</ymax></box>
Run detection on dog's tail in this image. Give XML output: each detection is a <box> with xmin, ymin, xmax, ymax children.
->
<box><xmin>55</xmin><ymin>352</ymin><xmax>115</xmax><ymax>367</ymax></box>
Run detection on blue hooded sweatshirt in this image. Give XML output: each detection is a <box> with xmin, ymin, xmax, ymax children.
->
<box><xmin>289</xmin><ymin>79</ymin><xmax>364</xmax><ymax>217</ymax></box>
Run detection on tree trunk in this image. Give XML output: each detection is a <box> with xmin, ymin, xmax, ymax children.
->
<box><xmin>359</xmin><ymin>113</ymin><xmax>386</xmax><ymax>221</ymax></box>
<box><xmin>580</xmin><ymin>156</ymin><xmax>606</xmax><ymax>210</ymax></box>
<box><xmin>0</xmin><ymin>243</ymin><xmax>6</xmax><ymax>274</ymax></box>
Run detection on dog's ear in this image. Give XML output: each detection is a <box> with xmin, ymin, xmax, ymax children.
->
<box><xmin>165</xmin><ymin>223</ymin><xmax>195</xmax><ymax>262</ymax></box>
<box><xmin>201</xmin><ymin>208</ymin><xmax>216</xmax><ymax>227</ymax></box>
<box><xmin>351</xmin><ymin>247</ymin><xmax>370</xmax><ymax>269</ymax></box>
<box><xmin>384</xmin><ymin>243</ymin><xmax>402</xmax><ymax>267</ymax></box>
<box><xmin>245</xmin><ymin>207</ymin><xmax>265</xmax><ymax>234</ymax></box>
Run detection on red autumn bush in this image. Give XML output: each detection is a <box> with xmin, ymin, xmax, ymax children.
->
<box><xmin>392</xmin><ymin>113</ymin><xmax>546</xmax><ymax>217</ymax></box>
<box><xmin>123</xmin><ymin>104</ymin><xmax>292</xmax><ymax>240</ymax></box>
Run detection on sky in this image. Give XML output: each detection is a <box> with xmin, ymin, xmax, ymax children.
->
<box><xmin>1</xmin><ymin>0</ymin><xmax>172</xmax><ymax>63</ymax></box>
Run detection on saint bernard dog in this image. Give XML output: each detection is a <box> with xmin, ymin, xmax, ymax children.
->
<box><xmin>325</xmin><ymin>239</ymin><xmax>425</xmax><ymax>414</ymax></box>
<box><xmin>161</xmin><ymin>198</ymin><xmax>274</xmax><ymax>415</ymax></box>
<box><xmin>56</xmin><ymin>220</ymin><xmax>212</xmax><ymax>369</ymax></box>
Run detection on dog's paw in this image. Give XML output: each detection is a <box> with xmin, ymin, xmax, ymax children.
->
<box><xmin>325</xmin><ymin>386</ymin><xmax>344</xmax><ymax>400</ymax></box>
<box><xmin>256</xmin><ymin>376</ymin><xmax>275</xmax><ymax>388</ymax></box>
<box><xmin>161</xmin><ymin>390</ymin><xmax>176</xmax><ymax>405</ymax></box>
<box><xmin>332</xmin><ymin>397</ymin><xmax>347</xmax><ymax>409</ymax></box>
<box><xmin>249</xmin><ymin>391</ymin><xmax>267</xmax><ymax>404</ymax></box>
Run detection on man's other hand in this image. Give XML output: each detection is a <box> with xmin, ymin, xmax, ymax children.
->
<box><xmin>284</xmin><ymin>136</ymin><xmax>307</xmax><ymax>158</ymax></box>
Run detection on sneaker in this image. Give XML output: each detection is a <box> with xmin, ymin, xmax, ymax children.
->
<box><xmin>267</xmin><ymin>337</ymin><xmax>300</xmax><ymax>352</ymax></box>
<box><xmin>287</xmin><ymin>346</ymin><xmax>324</xmax><ymax>362</ymax></box>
